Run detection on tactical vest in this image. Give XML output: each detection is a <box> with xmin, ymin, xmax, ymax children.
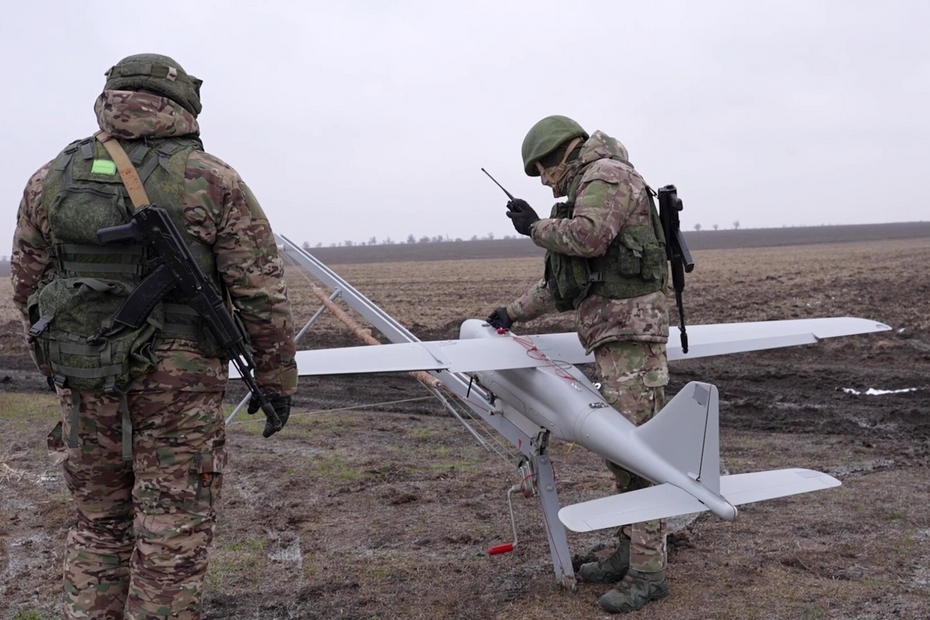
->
<box><xmin>27</xmin><ymin>135</ymin><xmax>223</xmax><ymax>394</ymax></box>
<box><xmin>544</xmin><ymin>160</ymin><xmax>668</xmax><ymax>312</ymax></box>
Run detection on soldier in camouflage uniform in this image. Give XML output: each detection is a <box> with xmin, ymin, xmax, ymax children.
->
<box><xmin>487</xmin><ymin>115</ymin><xmax>670</xmax><ymax>613</ymax></box>
<box><xmin>11</xmin><ymin>54</ymin><xmax>297</xmax><ymax>620</ymax></box>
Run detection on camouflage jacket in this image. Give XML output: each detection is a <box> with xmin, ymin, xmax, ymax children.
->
<box><xmin>11</xmin><ymin>90</ymin><xmax>298</xmax><ymax>395</ymax></box>
<box><xmin>506</xmin><ymin>130</ymin><xmax>669</xmax><ymax>353</ymax></box>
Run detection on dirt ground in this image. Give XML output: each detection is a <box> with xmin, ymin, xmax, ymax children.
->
<box><xmin>1</xmin><ymin>236</ymin><xmax>929</xmax><ymax>619</ymax></box>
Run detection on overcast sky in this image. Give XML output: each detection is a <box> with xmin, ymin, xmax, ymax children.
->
<box><xmin>3</xmin><ymin>1</ymin><xmax>928</xmax><ymax>248</ymax></box>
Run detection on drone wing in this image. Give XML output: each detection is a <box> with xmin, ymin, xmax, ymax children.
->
<box><xmin>229</xmin><ymin>317</ymin><xmax>889</xmax><ymax>379</ymax></box>
<box><xmin>528</xmin><ymin>317</ymin><xmax>891</xmax><ymax>364</ymax></box>
<box><xmin>666</xmin><ymin>317</ymin><xmax>890</xmax><ymax>360</ymax></box>
<box><xmin>230</xmin><ymin>333</ymin><xmax>578</xmax><ymax>378</ymax></box>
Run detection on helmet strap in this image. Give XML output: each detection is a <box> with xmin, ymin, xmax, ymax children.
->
<box><xmin>536</xmin><ymin>137</ymin><xmax>582</xmax><ymax>189</ymax></box>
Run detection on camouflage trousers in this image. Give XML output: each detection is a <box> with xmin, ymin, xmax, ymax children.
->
<box><xmin>594</xmin><ymin>340</ymin><xmax>669</xmax><ymax>573</ymax></box>
<box><xmin>53</xmin><ymin>388</ymin><xmax>227</xmax><ymax>620</ymax></box>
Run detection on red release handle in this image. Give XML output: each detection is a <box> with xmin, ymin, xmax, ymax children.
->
<box><xmin>488</xmin><ymin>543</ymin><xmax>515</xmax><ymax>555</ymax></box>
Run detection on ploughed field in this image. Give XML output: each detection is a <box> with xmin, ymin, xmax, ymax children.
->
<box><xmin>1</xmin><ymin>234</ymin><xmax>929</xmax><ymax>619</ymax></box>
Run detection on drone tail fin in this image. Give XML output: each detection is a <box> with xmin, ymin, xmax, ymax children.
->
<box><xmin>636</xmin><ymin>381</ymin><xmax>722</xmax><ymax>494</ymax></box>
<box><xmin>558</xmin><ymin>382</ymin><xmax>841</xmax><ymax>532</ymax></box>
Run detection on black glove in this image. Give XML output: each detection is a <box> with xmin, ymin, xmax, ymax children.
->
<box><xmin>506</xmin><ymin>199</ymin><xmax>540</xmax><ymax>236</ymax></box>
<box><xmin>248</xmin><ymin>393</ymin><xmax>291</xmax><ymax>438</ymax></box>
<box><xmin>486</xmin><ymin>307</ymin><xmax>514</xmax><ymax>330</ymax></box>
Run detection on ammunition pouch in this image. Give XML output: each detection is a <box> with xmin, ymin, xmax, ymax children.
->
<box><xmin>600</xmin><ymin>224</ymin><xmax>668</xmax><ymax>285</ymax></box>
<box><xmin>545</xmin><ymin>251</ymin><xmax>592</xmax><ymax>312</ymax></box>
<box><xmin>27</xmin><ymin>276</ymin><xmax>162</xmax><ymax>391</ymax></box>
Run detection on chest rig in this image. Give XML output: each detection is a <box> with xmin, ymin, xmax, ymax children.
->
<box><xmin>544</xmin><ymin>160</ymin><xmax>668</xmax><ymax>312</ymax></box>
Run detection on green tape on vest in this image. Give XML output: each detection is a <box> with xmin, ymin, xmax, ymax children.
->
<box><xmin>91</xmin><ymin>159</ymin><xmax>117</xmax><ymax>175</ymax></box>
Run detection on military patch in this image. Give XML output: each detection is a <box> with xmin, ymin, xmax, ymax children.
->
<box><xmin>90</xmin><ymin>159</ymin><xmax>117</xmax><ymax>175</ymax></box>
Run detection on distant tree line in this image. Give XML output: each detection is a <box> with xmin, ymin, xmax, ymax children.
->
<box><xmin>298</xmin><ymin>217</ymin><xmax>915</xmax><ymax>249</ymax></box>
<box><xmin>692</xmin><ymin>222</ymin><xmax>736</xmax><ymax>231</ymax></box>
<box><xmin>301</xmin><ymin>232</ymin><xmax>517</xmax><ymax>249</ymax></box>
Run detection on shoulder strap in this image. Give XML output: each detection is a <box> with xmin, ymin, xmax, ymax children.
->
<box><xmin>94</xmin><ymin>130</ymin><xmax>150</xmax><ymax>209</ymax></box>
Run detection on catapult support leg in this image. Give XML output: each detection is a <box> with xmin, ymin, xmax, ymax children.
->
<box><xmin>533</xmin><ymin>454</ymin><xmax>576</xmax><ymax>591</ymax></box>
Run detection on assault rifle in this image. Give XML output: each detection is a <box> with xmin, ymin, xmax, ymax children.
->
<box><xmin>656</xmin><ymin>185</ymin><xmax>695</xmax><ymax>354</ymax></box>
<box><xmin>97</xmin><ymin>205</ymin><xmax>284</xmax><ymax>437</ymax></box>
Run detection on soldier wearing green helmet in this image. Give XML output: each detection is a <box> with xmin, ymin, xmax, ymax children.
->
<box><xmin>487</xmin><ymin>115</ymin><xmax>671</xmax><ymax>614</ymax></box>
<box><xmin>520</xmin><ymin>114</ymin><xmax>589</xmax><ymax>179</ymax></box>
<box><xmin>12</xmin><ymin>53</ymin><xmax>297</xmax><ymax>619</ymax></box>
<box><xmin>103</xmin><ymin>53</ymin><xmax>204</xmax><ymax>116</ymax></box>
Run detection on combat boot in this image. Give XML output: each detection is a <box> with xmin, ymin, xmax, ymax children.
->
<box><xmin>598</xmin><ymin>568</ymin><xmax>668</xmax><ymax>613</ymax></box>
<box><xmin>578</xmin><ymin>532</ymin><xmax>631</xmax><ymax>584</ymax></box>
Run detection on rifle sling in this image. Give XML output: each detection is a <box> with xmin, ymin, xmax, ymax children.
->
<box><xmin>94</xmin><ymin>131</ymin><xmax>150</xmax><ymax>209</ymax></box>
<box><xmin>89</xmin><ymin>133</ymin><xmax>149</xmax><ymax>461</ymax></box>
<box><xmin>94</xmin><ymin>133</ymin><xmax>181</xmax><ymax>329</ymax></box>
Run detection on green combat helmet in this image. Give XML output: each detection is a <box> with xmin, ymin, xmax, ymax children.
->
<box><xmin>104</xmin><ymin>53</ymin><xmax>203</xmax><ymax>116</ymax></box>
<box><xmin>521</xmin><ymin>115</ymin><xmax>589</xmax><ymax>176</ymax></box>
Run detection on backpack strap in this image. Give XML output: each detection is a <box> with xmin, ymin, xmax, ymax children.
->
<box><xmin>68</xmin><ymin>389</ymin><xmax>81</xmax><ymax>449</ymax></box>
<box><xmin>119</xmin><ymin>391</ymin><xmax>132</xmax><ymax>461</ymax></box>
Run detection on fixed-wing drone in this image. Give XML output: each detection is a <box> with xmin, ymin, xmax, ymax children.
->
<box><xmin>229</xmin><ymin>236</ymin><xmax>890</xmax><ymax>590</ymax></box>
